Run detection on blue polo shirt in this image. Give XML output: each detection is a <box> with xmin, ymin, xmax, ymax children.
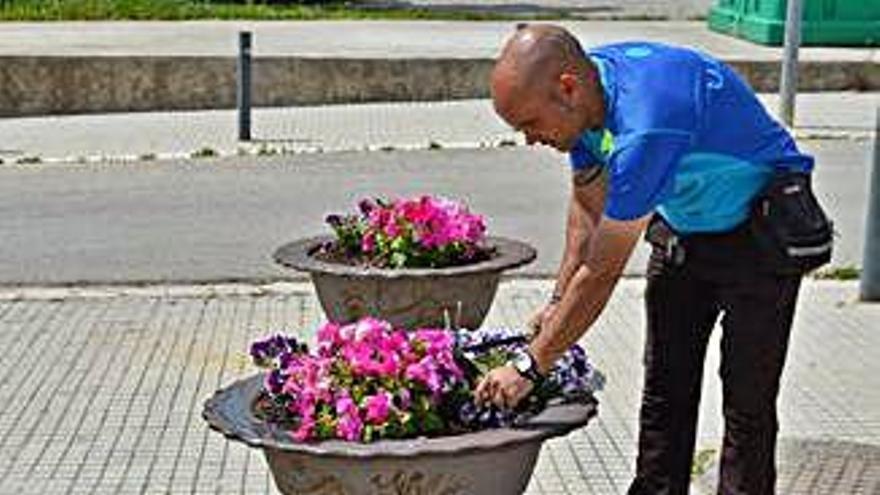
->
<box><xmin>569</xmin><ymin>42</ymin><xmax>814</xmax><ymax>234</ymax></box>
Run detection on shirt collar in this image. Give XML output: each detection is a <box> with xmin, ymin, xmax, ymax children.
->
<box><xmin>588</xmin><ymin>53</ymin><xmax>615</xmax><ymax>131</ymax></box>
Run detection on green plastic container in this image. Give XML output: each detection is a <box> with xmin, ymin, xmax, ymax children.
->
<box><xmin>708</xmin><ymin>0</ymin><xmax>880</xmax><ymax>46</ymax></box>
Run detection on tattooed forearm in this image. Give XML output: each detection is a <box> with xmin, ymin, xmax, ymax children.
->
<box><xmin>572</xmin><ymin>167</ymin><xmax>603</xmax><ymax>188</ymax></box>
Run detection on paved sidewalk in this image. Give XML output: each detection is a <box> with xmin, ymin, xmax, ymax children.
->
<box><xmin>0</xmin><ymin>279</ymin><xmax>877</xmax><ymax>494</ymax></box>
<box><xmin>1</xmin><ymin>92</ymin><xmax>876</xmax><ymax>164</ymax></box>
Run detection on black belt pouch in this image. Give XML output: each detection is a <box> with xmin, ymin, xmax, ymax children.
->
<box><xmin>749</xmin><ymin>171</ymin><xmax>833</xmax><ymax>275</ymax></box>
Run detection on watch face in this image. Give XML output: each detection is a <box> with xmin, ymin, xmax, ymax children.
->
<box><xmin>513</xmin><ymin>351</ymin><xmax>532</xmax><ymax>373</ymax></box>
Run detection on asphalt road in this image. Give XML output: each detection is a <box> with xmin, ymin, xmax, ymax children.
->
<box><xmin>0</xmin><ymin>140</ymin><xmax>872</xmax><ymax>286</ymax></box>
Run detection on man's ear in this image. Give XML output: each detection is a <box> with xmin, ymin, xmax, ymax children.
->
<box><xmin>558</xmin><ymin>72</ymin><xmax>579</xmax><ymax>97</ymax></box>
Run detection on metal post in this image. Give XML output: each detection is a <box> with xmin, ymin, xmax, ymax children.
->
<box><xmin>237</xmin><ymin>31</ymin><xmax>252</xmax><ymax>142</ymax></box>
<box><xmin>860</xmin><ymin>109</ymin><xmax>880</xmax><ymax>301</ymax></box>
<box><xmin>779</xmin><ymin>0</ymin><xmax>803</xmax><ymax>127</ymax></box>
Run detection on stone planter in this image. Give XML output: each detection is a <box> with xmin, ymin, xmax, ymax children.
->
<box><xmin>203</xmin><ymin>375</ymin><xmax>596</xmax><ymax>495</ymax></box>
<box><xmin>273</xmin><ymin>235</ymin><xmax>536</xmax><ymax>329</ymax></box>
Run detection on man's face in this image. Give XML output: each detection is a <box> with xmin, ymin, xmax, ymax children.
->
<box><xmin>492</xmin><ymin>73</ymin><xmax>591</xmax><ymax>152</ymax></box>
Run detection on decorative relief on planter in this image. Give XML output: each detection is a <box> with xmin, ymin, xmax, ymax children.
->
<box><xmin>274</xmin><ymin>235</ymin><xmax>536</xmax><ymax>329</ymax></box>
<box><xmin>370</xmin><ymin>471</ymin><xmax>466</xmax><ymax>495</ymax></box>
<box><xmin>268</xmin><ymin>456</ymin><xmax>346</xmax><ymax>495</ymax></box>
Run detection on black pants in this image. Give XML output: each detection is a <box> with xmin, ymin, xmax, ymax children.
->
<box><xmin>628</xmin><ymin>218</ymin><xmax>802</xmax><ymax>495</ymax></box>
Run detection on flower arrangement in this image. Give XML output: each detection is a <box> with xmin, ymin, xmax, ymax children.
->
<box><xmin>320</xmin><ymin>195</ymin><xmax>493</xmax><ymax>269</ymax></box>
<box><xmin>250</xmin><ymin>318</ymin><xmax>603</xmax><ymax>443</ymax></box>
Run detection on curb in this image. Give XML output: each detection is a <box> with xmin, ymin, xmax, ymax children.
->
<box><xmin>1</xmin><ymin>55</ymin><xmax>877</xmax><ymax>117</ymax></box>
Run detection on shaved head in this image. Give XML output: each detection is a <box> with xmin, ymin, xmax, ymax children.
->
<box><xmin>490</xmin><ymin>24</ymin><xmax>603</xmax><ymax>152</ymax></box>
<box><xmin>493</xmin><ymin>24</ymin><xmax>588</xmax><ymax>97</ymax></box>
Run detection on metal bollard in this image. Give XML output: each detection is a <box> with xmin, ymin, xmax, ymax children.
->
<box><xmin>779</xmin><ymin>0</ymin><xmax>803</xmax><ymax>127</ymax></box>
<box><xmin>237</xmin><ymin>31</ymin><xmax>252</xmax><ymax>142</ymax></box>
<box><xmin>861</xmin><ymin>109</ymin><xmax>880</xmax><ymax>301</ymax></box>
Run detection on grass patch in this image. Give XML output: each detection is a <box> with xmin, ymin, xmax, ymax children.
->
<box><xmin>691</xmin><ymin>447</ymin><xmax>717</xmax><ymax>479</ymax></box>
<box><xmin>256</xmin><ymin>144</ymin><xmax>279</xmax><ymax>156</ymax></box>
<box><xmin>190</xmin><ymin>146</ymin><xmax>218</xmax><ymax>158</ymax></box>
<box><xmin>0</xmin><ymin>0</ymin><xmax>572</xmax><ymax>21</ymax></box>
<box><xmin>15</xmin><ymin>155</ymin><xmax>42</xmax><ymax>164</ymax></box>
<box><xmin>814</xmin><ymin>265</ymin><xmax>861</xmax><ymax>280</ymax></box>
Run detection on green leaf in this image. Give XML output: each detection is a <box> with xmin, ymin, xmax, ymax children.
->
<box><xmin>390</xmin><ymin>251</ymin><xmax>407</xmax><ymax>267</ymax></box>
<box><xmin>390</xmin><ymin>236</ymin><xmax>407</xmax><ymax>251</ymax></box>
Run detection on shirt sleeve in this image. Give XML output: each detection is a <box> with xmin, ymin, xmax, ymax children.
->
<box><xmin>568</xmin><ymin>130</ymin><xmax>606</xmax><ymax>171</ymax></box>
<box><xmin>604</xmin><ymin>131</ymin><xmax>693</xmax><ymax>221</ymax></box>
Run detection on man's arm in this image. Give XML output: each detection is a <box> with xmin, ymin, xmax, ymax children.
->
<box><xmin>530</xmin><ymin>213</ymin><xmax>650</xmax><ymax>373</ymax></box>
<box><xmin>475</xmin><ymin>213</ymin><xmax>650</xmax><ymax>409</ymax></box>
<box><xmin>551</xmin><ymin>167</ymin><xmax>607</xmax><ymax>301</ymax></box>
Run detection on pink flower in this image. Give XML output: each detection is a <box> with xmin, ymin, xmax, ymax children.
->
<box><xmin>361</xmin><ymin>231</ymin><xmax>376</xmax><ymax>253</ymax></box>
<box><xmin>380</xmin><ymin>331</ymin><xmax>409</xmax><ymax>355</ymax></box>
<box><xmin>405</xmin><ymin>358</ymin><xmax>442</xmax><ymax>394</ymax></box>
<box><xmin>317</xmin><ymin>322</ymin><xmax>342</xmax><ymax>353</ymax></box>
<box><xmin>292</xmin><ymin>415</ymin><xmax>316</xmax><ymax>442</ymax></box>
<box><xmin>335</xmin><ymin>393</ymin><xmax>358</xmax><ymax>416</ymax></box>
<box><xmin>354</xmin><ymin>317</ymin><xmax>391</xmax><ymax>342</ymax></box>
<box><xmin>335</xmin><ymin>394</ymin><xmax>363</xmax><ymax>441</ymax></box>
<box><xmin>374</xmin><ymin>349</ymin><xmax>401</xmax><ymax>376</ymax></box>
<box><xmin>337</xmin><ymin>414</ymin><xmax>364</xmax><ymax>441</ymax></box>
<box><xmin>343</xmin><ymin>342</ymin><xmax>377</xmax><ymax>376</ymax></box>
<box><xmin>368</xmin><ymin>207</ymin><xmax>392</xmax><ymax>231</ymax></box>
<box><xmin>364</xmin><ymin>391</ymin><xmax>392</xmax><ymax>424</ymax></box>
<box><xmin>415</xmin><ymin>329</ymin><xmax>455</xmax><ymax>354</ymax></box>
<box><xmin>252</xmin><ymin>316</ymin><xmax>473</xmax><ymax>443</ymax></box>
<box><xmin>384</xmin><ymin>218</ymin><xmax>401</xmax><ymax>238</ymax></box>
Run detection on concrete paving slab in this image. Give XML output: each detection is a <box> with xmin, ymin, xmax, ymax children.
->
<box><xmin>0</xmin><ymin>279</ymin><xmax>877</xmax><ymax>494</ymax></box>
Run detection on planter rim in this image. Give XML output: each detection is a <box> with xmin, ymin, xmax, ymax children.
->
<box><xmin>203</xmin><ymin>374</ymin><xmax>596</xmax><ymax>459</ymax></box>
<box><xmin>273</xmin><ymin>235</ymin><xmax>536</xmax><ymax>279</ymax></box>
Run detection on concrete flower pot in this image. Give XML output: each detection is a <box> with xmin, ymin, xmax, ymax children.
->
<box><xmin>273</xmin><ymin>235</ymin><xmax>536</xmax><ymax>329</ymax></box>
<box><xmin>203</xmin><ymin>375</ymin><xmax>596</xmax><ymax>495</ymax></box>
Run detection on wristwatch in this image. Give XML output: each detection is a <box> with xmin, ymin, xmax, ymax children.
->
<box><xmin>509</xmin><ymin>349</ymin><xmax>544</xmax><ymax>384</ymax></box>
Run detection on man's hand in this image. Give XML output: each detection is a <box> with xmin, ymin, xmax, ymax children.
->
<box><xmin>474</xmin><ymin>365</ymin><xmax>534</xmax><ymax>410</ymax></box>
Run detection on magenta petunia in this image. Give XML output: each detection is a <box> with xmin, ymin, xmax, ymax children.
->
<box><xmin>364</xmin><ymin>391</ymin><xmax>392</xmax><ymax>424</ymax></box>
<box><xmin>327</xmin><ymin>195</ymin><xmax>489</xmax><ymax>269</ymax></box>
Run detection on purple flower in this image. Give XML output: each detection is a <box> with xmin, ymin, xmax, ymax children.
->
<box><xmin>358</xmin><ymin>198</ymin><xmax>376</xmax><ymax>216</ymax></box>
<box><xmin>265</xmin><ymin>369</ymin><xmax>286</xmax><ymax>395</ymax></box>
<box><xmin>325</xmin><ymin>214</ymin><xmax>343</xmax><ymax>228</ymax></box>
<box><xmin>250</xmin><ymin>334</ymin><xmax>305</xmax><ymax>367</ymax></box>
